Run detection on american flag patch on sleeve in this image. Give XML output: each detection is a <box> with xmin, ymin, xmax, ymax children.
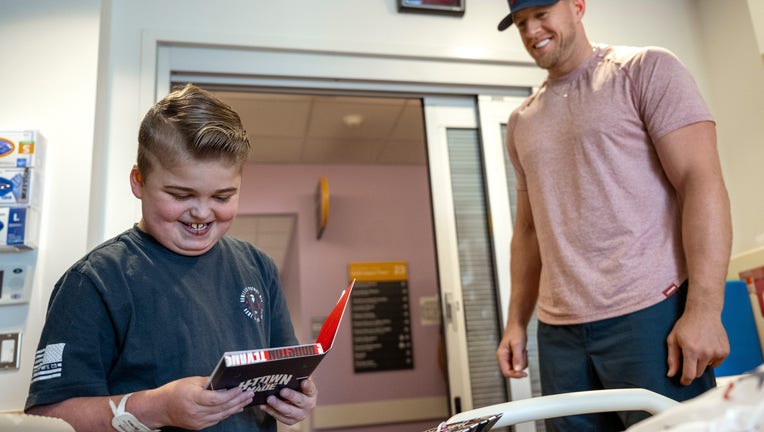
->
<box><xmin>31</xmin><ymin>343</ymin><xmax>65</xmax><ymax>383</ymax></box>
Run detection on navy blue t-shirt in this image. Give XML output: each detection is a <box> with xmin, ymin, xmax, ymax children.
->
<box><xmin>26</xmin><ymin>227</ymin><xmax>298</xmax><ymax>431</ymax></box>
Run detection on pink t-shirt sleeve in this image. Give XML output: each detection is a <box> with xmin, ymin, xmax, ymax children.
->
<box><xmin>627</xmin><ymin>47</ymin><xmax>714</xmax><ymax>143</ymax></box>
<box><xmin>506</xmin><ymin>109</ymin><xmax>527</xmax><ymax>191</ymax></box>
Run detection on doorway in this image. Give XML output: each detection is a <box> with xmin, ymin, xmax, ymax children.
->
<box><xmin>215</xmin><ymin>89</ymin><xmax>446</xmax><ymax>432</ymax></box>
<box><xmin>157</xmin><ymin>42</ymin><xmax>539</xmax><ymax>432</ymax></box>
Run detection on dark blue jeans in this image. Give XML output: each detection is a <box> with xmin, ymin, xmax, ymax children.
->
<box><xmin>538</xmin><ymin>282</ymin><xmax>716</xmax><ymax>431</ymax></box>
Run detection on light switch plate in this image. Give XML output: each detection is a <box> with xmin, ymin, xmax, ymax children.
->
<box><xmin>0</xmin><ymin>332</ymin><xmax>21</xmax><ymax>369</ymax></box>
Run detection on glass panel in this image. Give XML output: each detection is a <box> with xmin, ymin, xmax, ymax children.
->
<box><xmin>445</xmin><ymin>128</ymin><xmax>509</xmax><ymax>421</ymax></box>
<box><xmin>500</xmin><ymin>124</ymin><xmax>518</xmax><ymax>224</ymax></box>
<box><xmin>501</xmin><ymin>124</ymin><xmax>545</xmax><ymax>432</ymax></box>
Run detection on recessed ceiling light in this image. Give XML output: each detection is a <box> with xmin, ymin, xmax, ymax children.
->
<box><xmin>342</xmin><ymin>114</ymin><xmax>364</xmax><ymax>128</ymax></box>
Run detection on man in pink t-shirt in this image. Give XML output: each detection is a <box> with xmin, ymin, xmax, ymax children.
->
<box><xmin>494</xmin><ymin>0</ymin><xmax>732</xmax><ymax>430</ymax></box>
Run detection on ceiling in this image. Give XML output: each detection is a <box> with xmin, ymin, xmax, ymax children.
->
<box><xmin>213</xmin><ymin>91</ymin><xmax>427</xmax><ymax>166</ymax></box>
<box><xmin>216</xmin><ymin>90</ymin><xmax>429</xmax><ymax>270</ymax></box>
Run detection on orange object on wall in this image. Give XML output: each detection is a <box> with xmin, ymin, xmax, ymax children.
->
<box><xmin>739</xmin><ymin>266</ymin><xmax>764</xmax><ymax>359</ymax></box>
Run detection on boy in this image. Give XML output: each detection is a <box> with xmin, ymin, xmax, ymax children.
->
<box><xmin>26</xmin><ymin>84</ymin><xmax>317</xmax><ymax>431</ymax></box>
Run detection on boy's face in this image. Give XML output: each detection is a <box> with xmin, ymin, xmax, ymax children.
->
<box><xmin>130</xmin><ymin>158</ymin><xmax>241</xmax><ymax>256</ymax></box>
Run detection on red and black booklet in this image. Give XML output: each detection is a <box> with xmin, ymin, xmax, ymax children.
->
<box><xmin>206</xmin><ymin>280</ymin><xmax>355</xmax><ymax>405</ymax></box>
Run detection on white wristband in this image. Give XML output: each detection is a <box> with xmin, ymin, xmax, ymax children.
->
<box><xmin>109</xmin><ymin>393</ymin><xmax>160</xmax><ymax>432</ymax></box>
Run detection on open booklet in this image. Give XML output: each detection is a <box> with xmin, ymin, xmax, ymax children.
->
<box><xmin>206</xmin><ymin>279</ymin><xmax>355</xmax><ymax>405</ymax></box>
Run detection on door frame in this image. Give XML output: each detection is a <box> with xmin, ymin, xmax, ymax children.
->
<box><xmin>146</xmin><ymin>37</ymin><xmax>537</xmax><ymax>429</ymax></box>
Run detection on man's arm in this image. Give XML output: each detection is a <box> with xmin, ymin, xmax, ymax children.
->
<box><xmin>654</xmin><ymin>120</ymin><xmax>732</xmax><ymax>385</ymax></box>
<box><xmin>26</xmin><ymin>376</ymin><xmax>255</xmax><ymax>431</ymax></box>
<box><xmin>497</xmin><ymin>190</ymin><xmax>542</xmax><ymax>378</ymax></box>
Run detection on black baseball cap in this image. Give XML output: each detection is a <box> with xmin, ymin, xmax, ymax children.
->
<box><xmin>498</xmin><ymin>0</ymin><xmax>560</xmax><ymax>31</ymax></box>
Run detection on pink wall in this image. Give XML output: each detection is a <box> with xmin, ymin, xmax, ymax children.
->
<box><xmin>239</xmin><ymin>163</ymin><xmax>448</xmax><ymax>430</ymax></box>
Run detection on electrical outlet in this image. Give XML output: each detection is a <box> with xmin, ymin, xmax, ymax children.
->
<box><xmin>0</xmin><ymin>332</ymin><xmax>21</xmax><ymax>369</ymax></box>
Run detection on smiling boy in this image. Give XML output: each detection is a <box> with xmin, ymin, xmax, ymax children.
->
<box><xmin>25</xmin><ymin>84</ymin><xmax>317</xmax><ymax>431</ymax></box>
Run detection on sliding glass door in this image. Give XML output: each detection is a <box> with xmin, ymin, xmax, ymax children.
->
<box><xmin>425</xmin><ymin>95</ymin><xmax>539</xmax><ymax>432</ymax></box>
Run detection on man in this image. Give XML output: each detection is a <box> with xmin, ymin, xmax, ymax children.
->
<box><xmin>26</xmin><ymin>84</ymin><xmax>316</xmax><ymax>431</ymax></box>
<box><xmin>494</xmin><ymin>0</ymin><xmax>732</xmax><ymax>430</ymax></box>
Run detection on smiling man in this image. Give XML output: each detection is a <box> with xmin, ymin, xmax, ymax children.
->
<box><xmin>494</xmin><ymin>1</ymin><xmax>733</xmax><ymax>430</ymax></box>
<box><xmin>26</xmin><ymin>84</ymin><xmax>317</xmax><ymax>432</ymax></box>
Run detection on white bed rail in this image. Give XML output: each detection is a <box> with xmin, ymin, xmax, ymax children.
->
<box><xmin>447</xmin><ymin>388</ymin><xmax>680</xmax><ymax>428</ymax></box>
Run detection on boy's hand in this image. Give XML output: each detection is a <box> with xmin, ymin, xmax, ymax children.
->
<box><xmin>151</xmin><ymin>376</ymin><xmax>254</xmax><ymax>430</ymax></box>
<box><xmin>260</xmin><ymin>378</ymin><xmax>318</xmax><ymax>425</ymax></box>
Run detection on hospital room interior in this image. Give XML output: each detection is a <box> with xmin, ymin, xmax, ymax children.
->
<box><xmin>1</xmin><ymin>1</ymin><xmax>763</xmax><ymax>431</ymax></box>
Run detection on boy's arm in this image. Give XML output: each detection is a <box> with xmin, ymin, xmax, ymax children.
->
<box><xmin>27</xmin><ymin>396</ymin><xmax>118</xmax><ymax>431</ymax></box>
<box><xmin>26</xmin><ymin>376</ymin><xmax>255</xmax><ymax>431</ymax></box>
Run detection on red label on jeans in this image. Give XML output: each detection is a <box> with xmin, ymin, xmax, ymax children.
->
<box><xmin>662</xmin><ymin>283</ymin><xmax>679</xmax><ymax>297</ymax></box>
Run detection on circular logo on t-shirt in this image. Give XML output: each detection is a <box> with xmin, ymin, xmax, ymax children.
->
<box><xmin>240</xmin><ymin>286</ymin><xmax>264</xmax><ymax>322</ymax></box>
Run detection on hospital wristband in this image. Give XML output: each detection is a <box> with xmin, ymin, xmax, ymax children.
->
<box><xmin>109</xmin><ymin>393</ymin><xmax>160</xmax><ymax>432</ymax></box>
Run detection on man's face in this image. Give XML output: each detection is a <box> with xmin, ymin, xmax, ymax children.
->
<box><xmin>513</xmin><ymin>0</ymin><xmax>581</xmax><ymax>77</ymax></box>
<box><xmin>131</xmin><ymin>158</ymin><xmax>241</xmax><ymax>256</ymax></box>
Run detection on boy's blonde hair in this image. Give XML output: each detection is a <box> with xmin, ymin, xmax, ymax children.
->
<box><xmin>137</xmin><ymin>83</ymin><xmax>250</xmax><ymax>177</ymax></box>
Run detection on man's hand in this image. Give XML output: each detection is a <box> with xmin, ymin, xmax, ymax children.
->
<box><xmin>260</xmin><ymin>377</ymin><xmax>318</xmax><ymax>425</ymax></box>
<box><xmin>496</xmin><ymin>323</ymin><xmax>529</xmax><ymax>379</ymax></box>
<box><xmin>666</xmin><ymin>308</ymin><xmax>729</xmax><ymax>385</ymax></box>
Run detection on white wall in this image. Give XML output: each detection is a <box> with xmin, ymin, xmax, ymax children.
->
<box><xmin>0</xmin><ymin>0</ymin><xmax>100</xmax><ymax>411</ymax></box>
<box><xmin>584</xmin><ymin>1</ymin><xmax>712</xmax><ymax>93</ymax></box>
<box><xmin>698</xmin><ymin>0</ymin><xmax>764</xmax><ymax>255</ymax></box>
<box><xmin>91</xmin><ymin>0</ymin><xmax>538</xmax><ymax>244</ymax></box>
<box><xmin>92</xmin><ymin>0</ymin><xmax>723</xmax><ymax>245</ymax></box>
<box><xmin>2</xmin><ymin>0</ymin><xmax>763</xmax><ymax>413</ymax></box>
<box><xmin>746</xmin><ymin>0</ymin><xmax>764</xmax><ymax>58</ymax></box>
